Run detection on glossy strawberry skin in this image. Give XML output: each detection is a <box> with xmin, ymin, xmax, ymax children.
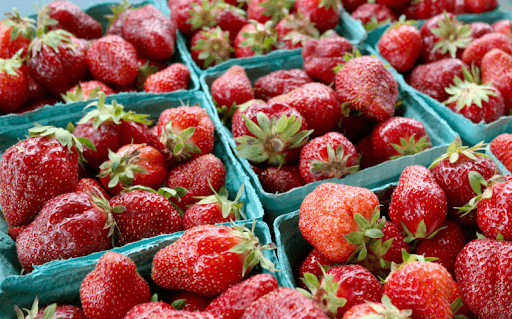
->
<box><xmin>182</xmin><ymin>203</ymin><xmax>233</xmax><ymax>230</ymax></box>
<box><xmin>217</xmin><ymin>7</ymin><xmax>248</xmax><ymax>43</ymax></box>
<box><xmin>123</xmin><ymin>301</ymin><xmax>176</xmax><ymax>319</ymax></box>
<box><xmin>468</xmin><ymin>22</ymin><xmax>493</xmax><ymax>39</ymax></box>
<box><xmin>0</xmin><ymin>21</ymin><xmax>31</xmax><ymax>59</ymax></box>
<box><xmin>171</xmin><ymin>0</ymin><xmax>203</xmax><ymax>37</ymax></box>
<box><xmin>234</xmin><ymin>23</ymin><xmax>260</xmax><ymax>58</ymax></box>
<box><xmin>477</xmin><ymin>179</ymin><xmax>512</xmax><ymax>240</ymax></box>
<box><xmin>481</xmin><ymin>48</ymin><xmax>512</xmax><ymax>115</ymax></box>
<box><xmin>388</xmin><ymin>165</ymin><xmax>447</xmax><ymax>238</ymax></box>
<box><xmin>16</xmin><ymin>192</ymin><xmax>111</xmax><ymax>272</ymax></box>
<box><xmin>297</xmin><ymin>248</ymin><xmax>335</xmax><ymax>289</ymax></box>
<box><xmin>47</xmin><ymin>0</ymin><xmax>102</xmax><ymax>39</ymax></box>
<box><xmin>492</xmin><ymin>20</ymin><xmax>512</xmax><ymax>38</ymax></box>
<box><xmin>464</xmin><ymin>0</ymin><xmax>498</xmax><ymax>13</ymax></box>
<box><xmin>34</xmin><ymin>304</ymin><xmax>87</xmax><ymax>319</ymax></box>
<box><xmin>490</xmin><ymin>133</ymin><xmax>512</xmax><ymax>172</ymax></box>
<box><xmin>447</xmin><ymin>86</ymin><xmax>505</xmax><ymax>124</ymax></box>
<box><xmin>0</xmin><ymin>61</ymin><xmax>28</xmax><ymax>114</ymax></box>
<box><xmin>75</xmin><ymin>177</ymin><xmax>111</xmax><ymax>200</ymax></box>
<box><xmin>68</xmin><ymin>80</ymin><xmax>115</xmax><ymax>97</ymax></box>
<box><xmin>462</xmin><ymin>33</ymin><xmax>512</xmax><ymax>68</ymax></box>
<box><xmin>455</xmin><ymin>238</ymin><xmax>512</xmax><ymax>319</ymax></box>
<box><xmin>144</xmin><ymin>63</ymin><xmax>190</xmax><ymax>93</ymax></box>
<box><xmin>257</xmin><ymin>165</ymin><xmax>306</xmax><ymax>193</ymax></box>
<box><xmin>350</xmin><ymin>3</ymin><xmax>397</xmax><ymax>26</ymax></box>
<box><xmin>211</xmin><ymin>65</ymin><xmax>254</xmax><ymax>113</ymax></box>
<box><xmin>0</xmin><ymin>136</ymin><xmax>80</xmax><ymax>226</ymax></box>
<box><xmin>205</xmin><ymin>273</ymin><xmax>279</xmax><ymax>319</ymax></box>
<box><xmin>80</xmin><ymin>252</ymin><xmax>151</xmax><ymax>319</ymax></box>
<box><xmin>254</xmin><ymin>69</ymin><xmax>312</xmax><ymax>101</ymax></box>
<box><xmin>246</xmin><ymin>0</ymin><xmax>272</xmax><ymax>24</ymax></box>
<box><xmin>378</xmin><ymin>24</ymin><xmax>422</xmax><ymax>73</ymax></box>
<box><xmin>167</xmin><ymin>291</ymin><xmax>213</xmax><ymax>312</ymax></box>
<box><xmin>294</xmin><ymin>0</ymin><xmax>340</xmax><ymax>33</ymax></box>
<box><xmin>405</xmin><ymin>0</ymin><xmax>455</xmax><ymax>20</ymax></box>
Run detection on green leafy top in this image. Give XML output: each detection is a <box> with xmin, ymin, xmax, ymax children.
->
<box><xmin>0</xmin><ymin>48</ymin><xmax>24</xmax><ymax>76</ymax></box>
<box><xmin>309</xmin><ymin>142</ymin><xmax>359</xmax><ymax>179</ymax></box>
<box><xmin>194</xmin><ymin>183</ymin><xmax>246</xmax><ymax>220</ymax></box>
<box><xmin>362</xmin><ymin>295</ymin><xmax>413</xmax><ymax>319</ymax></box>
<box><xmin>239</xmin><ymin>20</ymin><xmax>278</xmax><ymax>55</ymax></box>
<box><xmin>429</xmin><ymin>135</ymin><xmax>490</xmax><ymax>169</ymax></box>
<box><xmin>281</xmin><ymin>11</ymin><xmax>320</xmax><ymax>47</ymax></box>
<box><xmin>457</xmin><ymin>171</ymin><xmax>509</xmax><ymax>215</ymax></box>
<box><xmin>191</xmin><ymin>26</ymin><xmax>234</xmax><ymax>68</ymax></box>
<box><xmin>3</xmin><ymin>7</ymin><xmax>36</xmax><ymax>42</ymax></box>
<box><xmin>105</xmin><ymin>0</ymin><xmax>133</xmax><ymax>30</ymax></box>
<box><xmin>385</xmin><ymin>250</ymin><xmax>438</xmax><ymax>281</ymax></box>
<box><xmin>343</xmin><ymin>207</ymin><xmax>385</xmax><ymax>263</ymax></box>
<box><xmin>97</xmin><ymin>145</ymin><xmax>148</xmax><ymax>190</ymax></box>
<box><xmin>159</xmin><ymin>117</ymin><xmax>202</xmax><ymax>162</ymax></box>
<box><xmin>61</xmin><ymin>83</ymin><xmax>101</xmax><ymax>103</ymax></box>
<box><xmin>259</xmin><ymin>0</ymin><xmax>294</xmax><ymax>25</ymax></box>
<box><xmin>389</xmin><ymin>134</ymin><xmax>432</xmax><ymax>160</ymax></box>
<box><xmin>298</xmin><ymin>270</ymin><xmax>347</xmax><ymax>316</ymax></box>
<box><xmin>14</xmin><ymin>297</ymin><xmax>57</xmax><ymax>319</ymax></box>
<box><xmin>187</xmin><ymin>0</ymin><xmax>219</xmax><ymax>31</ymax></box>
<box><xmin>430</xmin><ymin>11</ymin><xmax>472</xmax><ymax>58</ymax></box>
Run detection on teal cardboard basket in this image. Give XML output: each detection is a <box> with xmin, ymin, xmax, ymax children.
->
<box><xmin>0</xmin><ymin>220</ymin><xmax>284</xmax><ymax>319</ymax></box>
<box><xmin>273</xmin><ymin>182</ymin><xmax>397</xmax><ymax>288</ymax></box>
<box><xmin>365</xmin><ymin>9</ymin><xmax>512</xmax><ymax>145</ymax></box>
<box><xmin>199</xmin><ymin>44</ymin><xmax>457</xmax><ymax>221</ymax></box>
<box><xmin>0</xmin><ymin>91</ymin><xmax>265</xmax><ymax>294</ymax></box>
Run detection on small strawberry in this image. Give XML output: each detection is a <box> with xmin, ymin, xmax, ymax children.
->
<box><xmin>341</xmin><ymin>295</ymin><xmax>412</xmax><ymax>319</ymax></box>
<box><xmin>256</xmin><ymin>165</ymin><xmax>306</xmax><ymax>193</ymax></box>
<box><xmin>388</xmin><ymin>165</ymin><xmax>448</xmax><ymax>241</ymax></box>
<box><xmin>481</xmin><ymin>48</ymin><xmax>512</xmax><ymax>115</ymax></box>
<box><xmin>190</xmin><ymin>26</ymin><xmax>233</xmax><ymax>69</ymax></box>
<box><xmin>47</xmin><ymin>0</ymin><xmax>102</xmax><ymax>39</ymax></box>
<box><xmin>378</xmin><ymin>21</ymin><xmax>423</xmax><ymax>73</ymax></box>
<box><xmin>464</xmin><ymin>0</ymin><xmax>498</xmax><ymax>13</ymax></box>
<box><xmin>15</xmin><ymin>298</ymin><xmax>86</xmax><ymax>319</ymax></box>
<box><xmin>144</xmin><ymin>62</ymin><xmax>190</xmax><ymax>93</ymax></box>
<box><xmin>205</xmin><ymin>273</ymin><xmax>279</xmax><ymax>318</ymax></box>
<box><xmin>0</xmin><ymin>8</ymin><xmax>35</xmax><ymax>59</ymax></box>
<box><xmin>299</xmin><ymin>183</ymin><xmax>381</xmax><ymax>263</ymax></box>
<box><xmin>168</xmin><ymin>291</ymin><xmax>213</xmax><ymax>311</ymax></box>
<box><xmin>275</xmin><ymin>13</ymin><xmax>320</xmax><ymax>50</ymax></box>
<box><xmin>350</xmin><ymin>3</ymin><xmax>397</xmax><ymax>30</ymax></box>
<box><xmin>335</xmin><ymin>55</ymin><xmax>398</xmax><ymax>122</ymax></box>
<box><xmin>62</xmin><ymin>80</ymin><xmax>115</xmax><ymax>103</ymax></box>
<box><xmin>234</xmin><ymin>21</ymin><xmax>277</xmax><ymax>58</ymax></box>
<box><xmin>297</xmin><ymin>248</ymin><xmax>335</xmax><ymax>289</ymax></box>
<box><xmin>298</xmin><ymin>132</ymin><xmax>359</xmax><ymax>183</ymax></box>
<box><xmin>0</xmin><ymin>48</ymin><xmax>28</xmax><ymax>114</ymax></box>
<box><xmin>211</xmin><ymin>65</ymin><xmax>254</xmax><ymax>119</ymax></box>
<box><xmin>294</xmin><ymin>0</ymin><xmax>341</xmax><ymax>33</ymax></box>
<box><xmin>151</xmin><ymin>224</ymin><xmax>277</xmax><ymax>296</ymax></box>
<box><xmin>80</xmin><ymin>252</ymin><xmax>151</xmax><ymax>319</ymax></box>
<box><xmin>253</xmin><ymin>69</ymin><xmax>312</xmax><ymax>101</ymax></box>
<box><xmin>490</xmin><ymin>133</ymin><xmax>512</xmax><ymax>172</ymax></box>
<box><xmin>462</xmin><ymin>32</ymin><xmax>512</xmax><ymax>68</ymax></box>
<box><xmin>247</xmin><ymin>0</ymin><xmax>294</xmax><ymax>25</ymax></box>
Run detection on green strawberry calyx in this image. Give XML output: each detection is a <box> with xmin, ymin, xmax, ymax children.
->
<box><xmin>343</xmin><ymin>207</ymin><xmax>385</xmax><ymax>263</ymax></box>
<box><xmin>239</xmin><ymin>20</ymin><xmax>278</xmax><ymax>55</ymax></box>
<box><xmin>105</xmin><ymin>0</ymin><xmax>133</xmax><ymax>30</ymax></box>
<box><xmin>235</xmin><ymin>111</ymin><xmax>313</xmax><ymax>167</ymax></box>
<box><xmin>319</xmin><ymin>0</ymin><xmax>341</xmax><ymax>10</ymax></box>
<box><xmin>400</xmin><ymin>220</ymin><xmax>446</xmax><ymax>243</ymax></box>
<box><xmin>0</xmin><ymin>48</ymin><xmax>24</xmax><ymax>76</ymax></box>
<box><xmin>385</xmin><ymin>250</ymin><xmax>438</xmax><ymax>282</ymax></box>
<box><xmin>457</xmin><ymin>171</ymin><xmax>509</xmax><ymax>215</ymax></box>
<box><xmin>332</xmin><ymin>48</ymin><xmax>363</xmax><ymax>73</ymax></box>
<box><xmin>429</xmin><ymin>135</ymin><xmax>490</xmax><ymax>169</ymax></box>
<box><xmin>187</xmin><ymin>0</ymin><xmax>220</xmax><ymax>31</ymax></box>
<box><xmin>389</xmin><ymin>134</ymin><xmax>432</xmax><ymax>160</ymax></box>
<box><xmin>364</xmin><ymin>295</ymin><xmax>413</xmax><ymax>319</ymax></box>
<box><xmin>259</xmin><ymin>0</ymin><xmax>294</xmax><ymax>25</ymax></box>
<box><xmin>61</xmin><ymin>83</ymin><xmax>101</xmax><ymax>103</ymax></box>
<box><xmin>3</xmin><ymin>7</ymin><xmax>36</xmax><ymax>42</ymax></box>
<box><xmin>124</xmin><ymin>185</ymin><xmax>188</xmax><ymax>216</ymax></box>
<box><xmin>309</xmin><ymin>142</ymin><xmax>360</xmax><ymax>179</ymax></box>
<box><xmin>281</xmin><ymin>12</ymin><xmax>320</xmax><ymax>47</ymax></box>
<box><xmin>194</xmin><ymin>183</ymin><xmax>247</xmax><ymax>220</ymax></box>
<box><xmin>191</xmin><ymin>26</ymin><xmax>234</xmax><ymax>69</ymax></box>
<box><xmin>78</xmin><ymin>92</ymin><xmax>152</xmax><ymax>129</ymax></box>
<box><xmin>88</xmin><ymin>187</ymin><xmax>122</xmax><ymax>245</ymax></box>
<box><xmin>159</xmin><ymin>118</ymin><xmax>202</xmax><ymax>161</ymax></box>
<box><xmin>298</xmin><ymin>270</ymin><xmax>347</xmax><ymax>316</ymax></box>
<box><xmin>430</xmin><ymin>11</ymin><xmax>472</xmax><ymax>58</ymax></box>
<box><xmin>15</xmin><ymin>297</ymin><xmax>57</xmax><ymax>319</ymax></box>
<box><xmin>98</xmin><ymin>144</ymin><xmax>148</xmax><ymax>190</ymax></box>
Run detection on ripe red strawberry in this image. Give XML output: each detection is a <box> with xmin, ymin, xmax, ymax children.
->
<box><xmin>86</xmin><ymin>34</ymin><xmax>139</xmax><ymax>86</ymax></box>
<box><xmin>151</xmin><ymin>224</ymin><xmax>277</xmax><ymax>296</ymax></box>
<box><xmin>455</xmin><ymin>238</ymin><xmax>512</xmax><ymax>319</ymax></box>
<box><xmin>388</xmin><ymin>165</ymin><xmax>448</xmax><ymax>240</ymax></box>
<box><xmin>190</xmin><ymin>27</ymin><xmax>233</xmax><ymax>69</ymax></box>
<box><xmin>298</xmin><ymin>132</ymin><xmax>358</xmax><ymax>183</ymax></box>
<box><xmin>122</xmin><ymin>4</ymin><xmax>176</xmax><ymax>61</ymax></box>
<box><xmin>16</xmin><ymin>191</ymin><xmax>113</xmax><ymax>271</ymax></box>
<box><xmin>468</xmin><ymin>21</ymin><xmax>493</xmax><ymax>39</ymax></box>
<box><xmin>429</xmin><ymin>136</ymin><xmax>498</xmax><ymax>226</ymax></box>
<box><xmin>405</xmin><ymin>0</ymin><xmax>455</xmax><ymax>20</ymax></box>
<box><xmin>376</xmin><ymin>0</ymin><xmax>410</xmax><ymax>9</ymax></box>
<box><xmin>144</xmin><ymin>62</ymin><xmax>190</xmax><ymax>93</ymax></box>
<box><xmin>481</xmin><ymin>48</ymin><xmax>512</xmax><ymax>115</ymax></box>
<box><xmin>15</xmin><ymin>298</ymin><xmax>86</xmax><ymax>319</ymax></box>
<box><xmin>253</xmin><ymin>69</ymin><xmax>312</xmax><ymax>101</ymax></box>
<box><xmin>302</xmin><ymin>36</ymin><xmax>353</xmax><ymax>85</ymax></box>
<box><xmin>46</xmin><ymin>0</ymin><xmax>102</xmax><ymax>39</ymax></box>
<box><xmin>464</xmin><ymin>0</ymin><xmax>498</xmax><ymax>13</ymax></box>
<box><xmin>378</xmin><ymin>22</ymin><xmax>422</xmax><ymax>73</ymax></box>
<box><xmin>270</xmin><ymin>82</ymin><xmax>342</xmax><ymax>138</ymax></box>
<box><xmin>247</xmin><ymin>0</ymin><xmax>294</xmax><ymax>24</ymax></box>
<box><xmin>297</xmin><ymin>248</ymin><xmax>335</xmax><ymax>289</ymax></box>
<box><xmin>243</xmin><ymin>287</ymin><xmax>330</xmax><ymax>318</ymax></box>
<box><xmin>492</xmin><ymin>20</ymin><xmax>512</xmax><ymax>39</ymax></box>
<box><xmin>0</xmin><ymin>9</ymin><xmax>34</xmax><ymax>59</ymax></box>
<box><xmin>109</xmin><ymin>188</ymin><xmax>183</xmax><ymax>245</ymax></box>
<box><xmin>371</xmin><ymin>116</ymin><xmax>432</xmax><ymax>163</ymax></box>
<box><xmin>205</xmin><ymin>273</ymin><xmax>279</xmax><ymax>318</ymax></box>
<box><xmin>80</xmin><ymin>252</ymin><xmax>151</xmax><ymax>319</ymax></box>
<box><xmin>340</xmin><ymin>0</ymin><xmax>367</xmax><ymax>12</ymax></box>
<box><xmin>294</xmin><ymin>0</ymin><xmax>341</xmax><ymax>33</ymax></box>
<box><xmin>299</xmin><ymin>183</ymin><xmax>380</xmax><ymax>263</ymax></box>
<box><xmin>211</xmin><ymin>65</ymin><xmax>254</xmax><ymax>118</ymax></box>
<box><xmin>491</xmin><ymin>133</ymin><xmax>512</xmax><ymax>172</ymax></box>
<box><xmin>335</xmin><ymin>55</ymin><xmax>398</xmax><ymax>122</ymax></box>
<box><xmin>384</xmin><ymin>259</ymin><xmax>459</xmax><ymax>319</ymax></box>
<box><xmin>408</xmin><ymin>58</ymin><xmax>467</xmax><ymax>102</ymax></box>
<box><xmin>341</xmin><ymin>295</ymin><xmax>412</xmax><ymax>319</ymax></box>
<box><xmin>0</xmin><ymin>49</ymin><xmax>28</xmax><ymax>114</ymax></box>
<box><xmin>62</xmin><ymin>80</ymin><xmax>115</xmax><ymax>103</ymax></box>
<box><xmin>168</xmin><ymin>291</ymin><xmax>213</xmax><ymax>311</ymax></box>
<box><xmin>216</xmin><ymin>3</ymin><xmax>248</xmax><ymax>43</ymax></box>
<box><xmin>234</xmin><ymin>21</ymin><xmax>277</xmax><ymax>58</ymax></box>
<box><xmin>0</xmin><ymin>125</ymin><xmax>90</xmax><ymax>227</ymax></box>
<box><xmin>350</xmin><ymin>3</ymin><xmax>397</xmax><ymax>30</ymax></box>
<box><xmin>165</xmin><ymin>153</ymin><xmax>227</xmax><ymax>212</ymax></box>
<box><xmin>232</xmin><ymin>100</ymin><xmax>312</xmax><ymax>166</ymax></box>
<box><xmin>75</xmin><ymin>177</ymin><xmax>111</xmax><ymax>200</ymax></box>
<box><xmin>462</xmin><ymin>32</ymin><xmax>512</xmax><ymax>68</ymax></box>
<box><xmin>275</xmin><ymin>13</ymin><xmax>320</xmax><ymax>50</ymax></box>
<box><xmin>105</xmin><ymin>0</ymin><xmax>134</xmax><ymax>36</ymax></box>
<box><xmin>123</xmin><ymin>301</ymin><xmax>176</xmax><ymax>319</ymax></box>
<box><xmin>256</xmin><ymin>165</ymin><xmax>306</xmax><ymax>193</ymax></box>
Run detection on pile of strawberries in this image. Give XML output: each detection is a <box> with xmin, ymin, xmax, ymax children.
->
<box><xmin>0</xmin><ymin>0</ymin><xmax>189</xmax><ymax>115</ymax></box>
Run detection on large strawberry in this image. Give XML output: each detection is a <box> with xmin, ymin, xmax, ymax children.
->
<box><xmin>388</xmin><ymin>165</ymin><xmax>447</xmax><ymax>241</ymax></box>
<box><xmin>253</xmin><ymin>69</ymin><xmax>312</xmax><ymax>101</ymax></box>
<box><xmin>490</xmin><ymin>133</ymin><xmax>512</xmax><ymax>172</ymax></box>
<box><xmin>80</xmin><ymin>252</ymin><xmax>151</xmax><ymax>319</ymax></box>
<box><xmin>378</xmin><ymin>21</ymin><xmax>422</xmax><ymax>73</ymax></box>
<box><xmin>0</xmin><ymin>49</ymin><xmax>28</xmax><ymax>114</ymax></box>
<box><xmin>0</xmin><ymin>125</ymin><xmax>91</xmax><ymax>227</ymax></box>
<box><xmin>455</xmin><ymin>238</ymin><xmax>512</xmax><ymax>319</ymax></box>
<box><xmin>481</xmin><ymin>48</ymin><xmax>512</xmax><ymax>115</ymax></box>
<box><xmin>46</xmin><ymin>0</ymin><xmax>102</xmax><ymax>39</ymax></box>
<box><xmin>211</xmin><ymin>65</ymin><xmax>254</xmax><ymax>119</ymax></box>
<box><xmin>16</xmin><ymin>191</ymin><xmax>113</xmax><ymax>271</ymax></box>
<box><xmin>294</xmin><ymin>0</ymin><xmax>341</xmax><ymax>33</ymax></box>
<box><xmin>0</xmin><ymin>9</ymin><xmax>35</xmax><ymax>59</ymax></box>
<box><xmin>144</xmin><ymin>63</ymin><xmax>190</xmax><ymax>93</ymax></box>
<box><xmin>151</xmin><ymin>224</ymin><xmax>277</xmax><ymax>296</ymax></box>
<box><xmin>335</xmin><ymin>55</ymin><xmax>398</xmax><ymax>122</ymax></box>
<box><xmin>299</xmin><ymin>183</ymin><xmax>381</xmax><ymax>263</ymax></box>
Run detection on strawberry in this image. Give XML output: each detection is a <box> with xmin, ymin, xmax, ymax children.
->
<box><xmin>86</xmin><ymin>34</ymin><xmax>139</xmax><ymax>86</ymax></box>
<box><xmin>297</xmin><ymin>248</ymin><xmax>335</xmax><ymax>289</ymax></box>
<box><xmin>105</xmin><ymin>0</ymin><xmax>134</xmax><ymax>36</ymax></box>
<box><xmin>173</xmin><ymin>0</ymin><xmax>219</xmax><ymax>38</ymax></box>
<box><xmin>7</xmin><ymin>224</ymin><xmax>28</xmax><ymax>241</ymax></box>
<box><xmin>247</xmin><ymin>0</ymin><xmax>294</xmax><ymax>25</ymax></box>
<box><xmin>405</xmin><ymin>0</ymin><xmax>455</xmax><ymax>20</ymax></box>
<box><xmin>190</xmin><ymin>26</ymin><xmax>233</xmax><ymax>69</ymax></box>
<box><xmin>341</xmin><ymin>295</ymin><xmax>412</xmax><ymax>319</ymax></box>
<box><xmin>75</xmin><ymin>177</ymin><xmax>111</xmax><ymax>200</ymax></box>
<box><xmin>109</xmin><ymin>187</ymin><xmax>183</xmax><ymax>245</ymax></box>
<box><xmin>123</xmin><ymin>301</ymin><xmax>176</xmax><ymax>319</ymax></box>
<box><xmin>384</xmin><ymin>257</ymin><xmax>459</xmax><ymax>319</ymax></box>
<box><xmin>464</xmin><ymin>0</ymin><xmax>498</xmax><ymax>13</ymax></box>
<box><xmin>151</xmin><ymin>224</ymin><xmax>277</xmax><ymax>296</ymax></box>
<box><xmin>335</xmin><ymin>55</ymin><xmax>398</xmax><ymax>122</ymax></box>
<box><xmin>46</xmin><ymin>0</ymin><xmax>102</xmax><ymax>39</ymax></box>
<box><xmin>62</xmin><ymin>80</ymin><xmax>115</xmax><ymax>103</ymax></box>
<box><xmin>468</xmin><ymin>21</ymin><xmax>493</xmax><ymax>39</ymax></box>
<box><xmin>270</xmin><ymin>82</ymin><xmax>342</xmax><ymax>138</ymax></box>
<box><xmin>0</xmin><ymin>125</ymin><xmax>91</xmax><ymax>227</ymax></box>
<box><xmin>462</xmin><ymin>32</ymin><xmax>512</xmax><ymax>68</ymax></box>
<box><xmin>481</xmin><ymin>48</ymin><xmax>512</xmax><ymax>115</ymax></box>
<box><xmin>182</xmin><ymin>185</ymin><xmax>246</xmax><ymax>229</ymax></box>
<box><xmin>299</xmin><ymin>183</ymin><xmax>380</xmax><ymax>263</ymax></box>
<box><xmin>15</xmin><ymin>298</ymin><xmax>86</xmax><ymax>319</ymax></box>
<box><xmin>371</xmin><ymin>116</ymin><xmax>432</xmax><ymax>163</ymax></box>
<box><xmin>298</xmin><ymin>132</ymin><xmax>358</xmax><ymax>183</ymax></box>
<box><xmin>165</xmin><ymin>153</ymin><xmax>227</xmax><ymax>212</ymax></box>
<box><xmin>455</xmin><ymin>238</ymin><xmax>512</xmax><ymax>319</ymax></box>
<box><xmin>408</xmin><ymin>58</ymin><xmax>467</xmax><ymax>102</ymax></box>
<box><xmin>144</xmin><ymin>62</ymin><xmax>190</xmax><ymax>93</ymax></box>
<box><xmin>350</xmin><ymin>3</ymin><xmax>397</xmax><ymax>30</ymax></box>
<box><xmin>232</xmin><ymin>100</ymin><xmax>312</xmax><ymax>166</ymax></box>
<box><xmin>301</xmin><ymin>35</ymin><xmax>350</xmax><ymax>83</ymax></box>
<box><xmin>491</xmin><ymin>133</ymin><xmax>512</xmax><ymax>172</ymax></box>
<box><xmin>275</xmin><ymin>13</ymin><xmax>320</xmax><ymax>50</ymax></box>
<box><xmin>80</xmin><ymin>252</ymin><xmax>151</xmax><ymax>319</ymax></box>
<box><xmin>492</xmin><ymin>20</ymin><xmax>512</xmax><ymax>39</ymax></box>
<box><xmin>354</xmin><ymin>134</ymin><xmax>380</xmax><ymax>170</ymax></box>
<box><xmin>211</xmin><ymin>65</ymin><xmax>254</xmax><ymax>118</ymax></box>
<box><xmin>16</xmin><ymin>191</ymin><xmax>113</xmax><ymax>271</ymax></box>
<box><xmin>122</xmin><ymin>4</ymin><xmax>176</xmax><ymax>61</ymax></box>
<box><xmin>256</xmin><ymin>165</ymin><xmax>306</xmax><ymax>193</ymax></box>
<box><xmin>0</xmin><ymin>9</ymin><xmax>35</xmax><ymax>59</ymax></box>
<box><xmin>168</xmin><ymin>291</ymin><xmax>213</xmax><ymax>311</ymax></box>
<box><xmin>234</xmin><ymin>21</ymin><xmax>277</xmax><ymax>58</ymax></box>
<box><xmin>378</xmin><ymin>22</ymin><xmax>422</xmax><ymax>73</ymax></box>
<box><xmin>240</xmin><ymin>287</ymin><xmax>329</xmax><ymax>318</ymax></box>
<box><xmin>340</xmin><ymin>0</ymin><xmax>367</xmax><ymax>13</ymax></box>
<box><xmin>216</xmin><ymin>3</ymin><xmax>248</xmax><ymax>43</ymax></box>
<box><xmin>388</xmin><ymin>165</ymin><xmax>447</xmax><ymax>241</ymax></box>
<box><xmin>294</xmin><ymin>0</ymin><xmax>341</xmax><ymax>33</ymax></box>
<box><xmin>429</xmin><ymin>136</ymin><xmax>498</xmax><ymax>226</ymax></box>
<box><xmin>0</xmin><ymin>49</ymin><xmax>28</xmax><ymax>114</ymax></box>
<box><xmin>205</xmin><ymin>273</ymin><xmax>279</xmax><ymax>318</ymax></box>
<box><xmin>376</xmin><ymin>0</ymin><xmax>410</xmax><ymax>9</ymax></box>
<box><xmin>253</xmin><ymin>69</ymin><xmax>312</xmax><ymax>101</ymax></box>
